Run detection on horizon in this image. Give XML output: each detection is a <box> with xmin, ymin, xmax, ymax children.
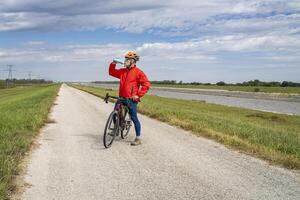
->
<box><xmin>2</xmin><ymin>78</ymin><xmax>300</xmax><ymax>85</ymax></box>
<box><xmin>1</xmin><ymin>1</ymin><xmax>300</xmax><ymax>82</ymax></box>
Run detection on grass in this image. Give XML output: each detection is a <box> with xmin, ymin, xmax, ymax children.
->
<box><xmin>0</xmin><ymin>80</ymin><xmax>54</xmax><ymax>89</ymax></box>
<box><xmin>152</xmin><ymin>84</ymin><xmax>300</xmax><ymax>94</ymax></box>
<box><xmin>0</xmin><ymin>84</ymin><xmax>60</xmax><ymax>199</ymax></box>
<box><xmin>0</xmin><ymin>80</ymin><xmax>6</xmax><ymax>89</ymax></box>
<box><xmin>70</xmin><ymin>84</ymin><xmax>300</xmax><ymax>169</ymax></box>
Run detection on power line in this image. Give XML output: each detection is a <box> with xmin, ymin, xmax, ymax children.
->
<box><xmin>0</xmin><ymin>65</ymin><xmax>48</xmax><ymax>86</ymax></box>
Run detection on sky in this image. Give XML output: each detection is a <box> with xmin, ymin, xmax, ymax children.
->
<box><xmin>0</xmin><ymin>0</ymin><xmax>300</xmax><ymax>83</ymax></box>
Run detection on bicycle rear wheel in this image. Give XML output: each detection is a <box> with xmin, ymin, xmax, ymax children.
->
<box><xmin>121</xmin><ymin>109</ymin><xmax>132</xmax><ymax>139</ymax></box>
<box><xmin>103</xmin><ymin>111</ymin><xmax>119</xmax><ymax>148</ymax></box>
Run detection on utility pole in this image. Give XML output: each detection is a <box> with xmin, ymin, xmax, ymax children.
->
<box><xmin>6</xmin><ymin>64</ymin><xmax>14</xmax><ymax>88</ymax></box>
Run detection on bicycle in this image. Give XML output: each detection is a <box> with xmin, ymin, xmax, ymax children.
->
<box><xmin>103</xmin><ymin>93</ymin><xmax>133</xmax><ymax>148</ymax></box>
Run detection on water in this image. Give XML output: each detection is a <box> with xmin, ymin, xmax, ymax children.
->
<box><xmin>149</xmin><ymin>89</ymin><xmax>300</xmax><ymax>115</ymax></box>
<box><xmin>84</xmin><ymin>83</ymin><xmax>300</xmax><ymax>115</ymax></box>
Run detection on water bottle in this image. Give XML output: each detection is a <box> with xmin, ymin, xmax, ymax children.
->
<box><xmin>113</xmin><ymin>57</ymin><xmax>124</xmax><ymax>64</ymax></box>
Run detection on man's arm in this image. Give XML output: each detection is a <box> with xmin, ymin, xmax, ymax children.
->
<box><xmin>109</xmin><ymin>62</ymin><xmax>122</xmax><ymax>79</ymax></box>
<box><xmin>137</xmin><ymin>71</ymin><xmax>151</xmax><ymax>98</ymax></box>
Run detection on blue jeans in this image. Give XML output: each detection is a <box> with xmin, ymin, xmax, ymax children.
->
<box><xmin>114</xmin><ymin>99</ymin><xmax>141</xmax><ymax>137</ymax></box>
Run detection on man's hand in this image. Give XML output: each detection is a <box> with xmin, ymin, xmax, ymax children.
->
<box><xmin>131</xmin><ymin>95</ymin><xmax>140</xmax><ymax>102</ymax></box>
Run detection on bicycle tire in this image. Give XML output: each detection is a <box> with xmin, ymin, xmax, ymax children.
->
<box><xmin>121</xmin><ymin>109</ymin><xmax>132</xmax><ymax>139</ymax></box>
<box><xmin>103</xmin><ymin>111</ymin><xmax>119</xmax><ymax>148</ymax></box>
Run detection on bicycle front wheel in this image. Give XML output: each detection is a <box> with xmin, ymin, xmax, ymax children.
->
<box><xmin>103</xmin><ymin>111</ymin><xmax>119</xmax><ymax>148</ymax></box>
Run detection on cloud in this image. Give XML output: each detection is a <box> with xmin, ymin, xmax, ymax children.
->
<box><xmin>1</xmin><ymin>33</ymin><xmax>299</xmax><ymax>64</ymax></box>
<box><xmin>1</xmin><ymin>37</ymin><xmax>299</xmax><ymax>82</ymax></box>
<box><xmin>0</xmin><ymin>0</ymin><xmax>299</xmax><ymax>35</ymax></box>
<box><xmin>0</xmin><ymin>43</ymin><xmax>133</xmax><ymax>63</ymax></box>
<box><xmin>0</xmin><ymin>50</ymin><xmax>7</xmax><ymax>57</ymax></box>
<box><xmin>138</xmin><ymin>34</ymin><xmax>300</xmax><ymax>55</ymax></box>
<box><xmin>25</xmin><ymin>40</ymin><xmax>45</xmax><ymax>45</ymax></box>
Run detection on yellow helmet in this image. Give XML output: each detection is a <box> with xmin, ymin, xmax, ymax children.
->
<box><xmin>125</xmin><ymin>51</ymin><xmax>139</xmax><ymax>61</ymax></box>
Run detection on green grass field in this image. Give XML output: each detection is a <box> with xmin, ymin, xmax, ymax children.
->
<box><xmin>71</xmin><ymin>84</ymin><xmax>300</xmax><ymax>169</ymax></box>
<box><xmin>0</xmin><ymin>84</ymin><xmax>60</xmax><ymax>199</ymax></box>
<box><xmin>0</xmin><ymin>80</ymin><xmax>6</xmax><ymax>89</ymax></box>
<box><xmin>152</xmin><ymin>84</ymin><xmax>300</xmax><ymax>94</ymax></box>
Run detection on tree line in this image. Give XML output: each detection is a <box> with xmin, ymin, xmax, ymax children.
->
<box><xmin>151</xmin><ymin>80</ymin><xmax>300</xmax><ymax>87</ymax></box>
<box><xmin>0</xmin><ymin>79</ymin><xmax>53</xmax><ymax>89</ymax></box>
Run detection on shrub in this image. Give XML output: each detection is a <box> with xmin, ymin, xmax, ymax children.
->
<box><xmin>254</xmin><ymin>88</ymin><xmax>260</xmax><ymax>92</ymax></box>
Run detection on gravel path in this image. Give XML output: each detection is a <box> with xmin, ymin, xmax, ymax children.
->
<box><xmin>22</xmin><ymin>84</ymin><xmax>300</xmax><ymax>200</ymax></box>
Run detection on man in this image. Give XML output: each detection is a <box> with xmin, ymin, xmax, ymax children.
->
<box><xmin>109</xmin><ymin>51</ymin><xmax>151</xmax><ymax>146</ymax></box>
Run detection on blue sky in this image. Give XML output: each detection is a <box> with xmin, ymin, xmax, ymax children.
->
<box><xmin>0</xmin><ymin>0</ymin><xmax>300</xmax><ymax>83</ymax></box>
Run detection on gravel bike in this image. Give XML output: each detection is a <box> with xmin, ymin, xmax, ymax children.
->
<box><xmin>103</xmin><ymin>93</ymin><xmax>132</xmax><ymax>148</ymax></box>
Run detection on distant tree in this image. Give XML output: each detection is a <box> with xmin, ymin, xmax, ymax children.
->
<box><xmin>151</xmin><ymin>80</ymin><xmax>177</xmax><ymax>85</ymax></box>
<box><xmin>216</xmin><ymin>81</ymin><xmax>226</xmax><ymax>86</ymax></box>
<box><xmin>190</xmin><ymin>82</ymin><xmax>201</xmax><ymax>85</ymax></box>
<box><xmin>281</xmin><ymin>81</ymin><xmax>289</xmax><ymax>87</ymax></box>
<box><xmin>150</xmin><ymin>80</ymin><xmax>300</xmax><ymax>87</ymax></box>
<box><xmin>269</xmin><ymin>82</ymin><xmax>281</xmax><ymax>87</ymax></box>
<box><xmin>242</xmin><ymin>81</ymin><xmax>249</xmax><ymax>86</ymax></box>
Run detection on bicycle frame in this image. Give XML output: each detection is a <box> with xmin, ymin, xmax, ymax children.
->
<box><xmin>104</xmin><ymin>93</ymin><xmax>130</xmax><ymax>129</ymax></box>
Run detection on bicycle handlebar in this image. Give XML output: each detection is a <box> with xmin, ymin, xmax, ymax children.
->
<box><xmin>104</xmin><ymin>93</ymin><xmax>135</xmax><ymax>104</ymax></box>
<box><xmin>104</xmin><ymin>93</ymin><xmax>121</xmax><ymax>103</ymax></box>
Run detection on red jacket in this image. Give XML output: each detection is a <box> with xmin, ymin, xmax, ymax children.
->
<box><xmin>109</xmin><ymin>62</ymin><xmax>151</xmax><ymax>99</ymax></box>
